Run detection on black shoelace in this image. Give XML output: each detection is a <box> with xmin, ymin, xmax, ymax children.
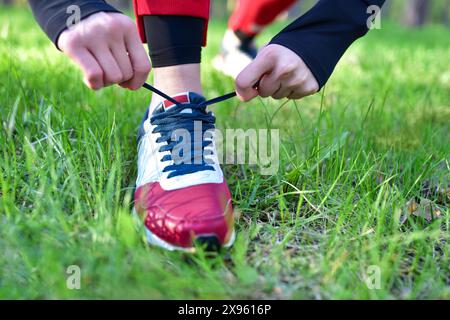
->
<box><xmin>142</xmin><ymin>83</ymin><xmax>236</xmax><ymax>107</ymax></box>
<box><xmin>142</xmin><ymin>83</ymin><xmax>236</xmax><ymax>178</ymax></box>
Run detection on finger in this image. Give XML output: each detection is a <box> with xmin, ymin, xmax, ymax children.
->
<box><xmin>288</xmin><ymin>80</ymin><xmax>319</xmax><ymax>100</ymax></box>
<box><xmin>258</xmin><ymin>73</ymin><xmax>281</xmax><ymax>98</ymax></box>
<box><xmin>288</xmin><ymin>92</ymin><xmax>307</xmax><ymax>100</ymax></box>
<box><xmin>272</xmin><ymin>82</ymin><xmax>292</xmax><ymax>100</ymax></box>
<box><xmin>68</xmin><ymin>48</ymin><xmax>104</xmax><ymax>90</ymax></box>
<box><xmin>91</xmin><ymin>46</ymin><xmax>123</xmax><ymax>86</ymax></box>
<box><xmin>235</xmin><ymin>54</ymin><xmax>276</xmax><ymax>101</ymax></box>
<box><xmin>110</xmin><ymin>40</ymin><xmax>134</xmax><ymax>84</ymax></box>
<box><xmin>121</xmin><ymin>30</ymin><xmax>151</xmax><ymax>90</ymax></box>
<box><xmin>288</xmin><ymin>84</ymin><xmax>310</xmax><ymax>99</ymax></box>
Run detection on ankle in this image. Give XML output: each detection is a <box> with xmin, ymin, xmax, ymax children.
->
<box><xmin>150</xmin><ymin>64</ymin><xmax>202</xmax><ymax>111</ymax></box>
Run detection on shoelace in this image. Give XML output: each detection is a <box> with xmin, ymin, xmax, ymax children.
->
<box><xmin>142</xmin><ymin>83</ymin><xmax>236</xmax><ymax>107</ymax></box>
<box><xmin>142</xmin><ymin>83</ymin><xmax>236</xmax><ymax>178</ymax></box>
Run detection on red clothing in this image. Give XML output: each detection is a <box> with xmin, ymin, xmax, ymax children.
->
<box><xmin>133</xmin><ymin>0</ymin><xmax>211</xmax><ymax>45</ymax></box>
<box><xmin>132</xmin><ymin>0</ymin><xmax>296</xmax><ymax>44</ymax></box>
<box><xmin>229</xmin><ymin>0</ymin><xmax>296</xmax><ymax>36</ymax></box>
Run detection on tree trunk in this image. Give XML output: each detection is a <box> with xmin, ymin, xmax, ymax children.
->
<box><xmin>404</xmin><ymin>0</ymin><xmax>430</xmax><ymax>26</ymax></box>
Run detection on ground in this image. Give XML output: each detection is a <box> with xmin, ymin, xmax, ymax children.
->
<box><xmin>0</xmin><ymin>7</ymin><xmax>449</xmax><ymax>299</ymax></box>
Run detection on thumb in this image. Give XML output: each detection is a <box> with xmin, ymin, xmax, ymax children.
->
<box><xmin>235</xmin><ymin>52</ymin><xmax>276</xmax><ymax>101</ymax></box>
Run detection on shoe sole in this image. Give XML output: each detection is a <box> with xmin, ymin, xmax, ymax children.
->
<box><xmin>145</xmin><ymin>227</ymin><xmax>236</xmax><ymax>253</ymax></box>
<box><xmin>133</xmin><ymin>209</ymin><xmax>235</xmax><ymax>253</ymax></box>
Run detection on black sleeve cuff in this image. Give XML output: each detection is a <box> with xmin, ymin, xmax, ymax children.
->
<box><xmin>269</xmin><ymin>0</ymin><xmax>385</xmax><ymax>89</ymax></box>
<box><xmin>29</xmin><ymin>1</ymin><xmax>121</xmax><ymax>49</ymax></box>
<box><xmin>270</xmin><ymin>35</ymin><xmax>328</xmax><ymax>91</ymax></box>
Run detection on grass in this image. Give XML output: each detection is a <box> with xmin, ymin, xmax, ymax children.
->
<box><xmin>0</xmin><ymin>7</ymin><xmax>449</xmax><ymax>299</ymax></box>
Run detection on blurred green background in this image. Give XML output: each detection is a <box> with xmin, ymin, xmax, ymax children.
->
<box><xmin>3</xmin><ymin>0</ymin><xmax>449</xmax><ymax>26</ymax></box>
<box><xmin>0</xmin><ymin>1</ymin><xmax>448</xmax><ymax>299</ymax></box>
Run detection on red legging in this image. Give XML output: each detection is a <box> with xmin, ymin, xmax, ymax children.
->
<box><xmin>133</xmin><ymin>0</ymin><xmax>296</xmax><ymax>44</ymax></box>
<box><xmin>229</xmin><ymin>0</ymin><xmax>297</xmax><ymax>36</ymax></box>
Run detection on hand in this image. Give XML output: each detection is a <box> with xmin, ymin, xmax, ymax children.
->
<box><xmin>235</xmin><ymin>44</ymin><xmax>319</xmax><ymax>101</ymax></box>
<box><xmin>58</xmin><ymin>12</ymin><xmax>151</xmax><ymax>90</ymax></box>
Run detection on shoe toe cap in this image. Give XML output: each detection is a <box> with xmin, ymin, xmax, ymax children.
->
<box><xmin>135</xmin><ymin>182</ymin><xmax>234</xmax><ymax>248</ymax></box>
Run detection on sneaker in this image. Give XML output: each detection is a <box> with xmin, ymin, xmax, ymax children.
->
<box><xmin>212</xmin><ymin>29</ymin><xmax>258</xmax><ymax>79</ymax></box>
<box><xmin>134</xmin><ymin>92</ymin><xmax>235</xmax><ymax>252</ymax></box>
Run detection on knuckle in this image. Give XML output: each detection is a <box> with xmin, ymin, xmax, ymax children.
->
<box><xmin>307</xmin><ymin>81</ymin><xmax>319</xmax><ymax>94</ymax></box>
<box><xmin>289</xmin><ymin>91</ymin><xmax>303</xmax><ymax>100</ymax></box>
<box><xmin>96</xmin><ymin>23</ymin><xmax>108</xmax><ymax>35</ymax></box>
<box><xmin>296</xmin><ymin>74</ymin><xmax>308</xmax><ymax>86</ymax></box>
<box><xmin>279</xmin><ymin>61</ymin><xmax>298</xmax><ymax>76</ymax></box>
<box><xmin>106</xmin><ymin>15</ymin><xmax>121</xmax><ymax>28</ymax></box>
<box><xmin>59</xmin><ymin>33</ymin><xmax>80</xmax><ymax>51</ymax></box>
<box><xmin>288</xmin><ymin>79</ymin><xmax>301</xmax><ymax>90</ymax></box>
<box><xmin>299</xmin><ymin>72</ymin><xmax>310</xmax><ymax>85</ymax></box>
<box><xmin>90</xmin><ymin>83</ymin><xmax>102</xmax><ymax>90</ymax></box>
<box><xmin>121</xmin><ymin>18</ymin><xmax>135</xmax><ymax>31</ymax></box>
<box><xmin>110</xmin><ymin>30</ymin><xmax>123</xmax><ymax>41</ymax></box>
<box><xmin>262</xmin><ymin>47</ymin><xmax>275</xmax><ymax>59</ymax></box>
<box><xmin>286</xmin><ymin>62</ymin><xmax>299</xmax><ymax>73</ymax></box>
<box><xmin>127</xmin><ymin>82</ymin><xmax>141</xmax><ymax>90</ymax></box>
<box><xmin>135</xmin><ymin>61</ymin><xmax>151</xmax><ymax>75</ymax></box>
<box><xmin>108</xmin><ymin>72</ymin><xmax>124</xmax><ymax>84</ymax></box>
<box><xmin>272</xmin><ymin>94</ymin><xmax>282</xmax><ymax>100</ymax></box>
<box><xmin>106</xmin><ymin>24</ymin><xmax>123</xmax><ymax>39</ymax></box>
<box><xmin>258</xmin><ymin>88</ymin><xmax>270</xmax><ymax>98</ymax></box>
<box><xmin>94</xmin><ymin>20</ymin><xmax>116</xmax><ymax>35</ymax></box>
<box><xmin>123</xmin><ymin>72</ymin><xmax>134</xmax><ymax>82</ymax></box>
<box><xmin>86</xmin><ymin>69</ymin><xmax>103</xmax><ymax>82</ymax></box>
<box><xmin>235</xmin><ymin>75</ymin><xmax>248</xmax><ymax>90</ymax></box>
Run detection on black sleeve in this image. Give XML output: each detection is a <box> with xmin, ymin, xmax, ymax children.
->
<box><xmin>28</xmin><ymin>0</ymin><xmax>121</xmax><ymax>48</ymax></box>
<box><xmin>270</xmin><ymin>0</ymin><xmax>386</xmax><ymax>89</ymax></box>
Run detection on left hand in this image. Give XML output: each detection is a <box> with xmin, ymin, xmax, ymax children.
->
<box><xmin>235</xmin><ymin>44</ymin><xmax>319</xmax><ymax>101</ymax></box>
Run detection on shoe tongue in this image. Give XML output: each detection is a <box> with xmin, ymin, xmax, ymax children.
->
<box><xmin>153</xmin><ymin>92</ymin><xmax>206</xmax><ymax>115</ymax></box>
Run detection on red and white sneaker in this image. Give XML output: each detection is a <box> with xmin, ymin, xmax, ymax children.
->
<box><xmin>134</xmin><ymin>92</ymin><xmax>235</xmax><ymax>251</ymax></box>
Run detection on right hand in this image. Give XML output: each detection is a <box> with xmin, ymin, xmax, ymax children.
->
<box><xmin>58</xmin><ymin>12</ymin><xmax>151</xmax><ymax>90</ymax></box>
